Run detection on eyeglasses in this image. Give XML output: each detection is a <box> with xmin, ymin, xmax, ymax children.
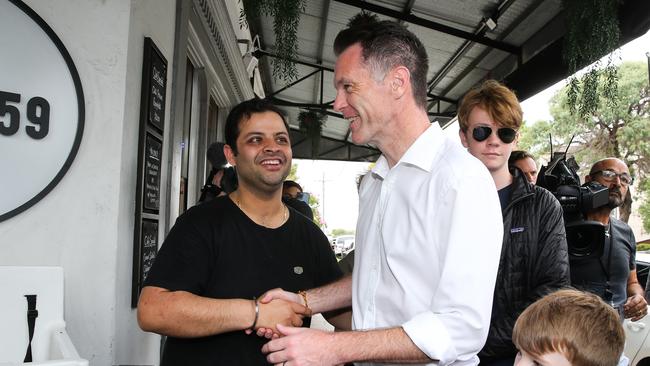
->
<box><xmin>472</xmin><ymin>126</ymin><xmax>517</xmax><ymax>143</ymax></box>
<box><xmin>591</xmin><ymin>169</ymin><xmax>634</xmax><ymax>186</ymax></box>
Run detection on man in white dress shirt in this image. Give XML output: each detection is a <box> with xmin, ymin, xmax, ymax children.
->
<box><xmin>260</xmin><ymin>14</ymin><xmax>503</xmax><ymax>366</ymax></box>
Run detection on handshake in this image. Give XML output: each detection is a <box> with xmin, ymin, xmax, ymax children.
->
<box><xmin>246</xmin><ymin>288</ymin><xmax>310</xmax><ymax>338</ymax></box>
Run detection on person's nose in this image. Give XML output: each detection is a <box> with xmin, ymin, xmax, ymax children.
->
<box><xmin>333</xmin><ymin>89</ymin><xmax>347</xmax><ymax>112</ymax></box>
<box><xmin>486</xmin><ymin>129</ymin><xmax>501</xmax><ymax>146</ymax></box>
<box><xmin>525</xmin><ymin>172</ymin><xmax>535</xmax><ymax>183</ymax></box>
<box><xmin>263</xmin><ymin>138</ymin><xmax>280</xmax><ymax>153</ymax></box>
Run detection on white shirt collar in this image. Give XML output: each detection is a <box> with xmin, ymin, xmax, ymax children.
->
<box><xmin>371</xmin><ymin>123</ymin><xmax>445</xmax><ymax>179</ymax></box>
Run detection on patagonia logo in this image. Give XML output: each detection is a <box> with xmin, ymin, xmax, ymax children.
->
<box><xmin>293</xmin><ymin>266</ymin><xmax>304</xmax><ymax>275</ymax></box>
<box><xmin>510</xmin><ymin>227</ymin><xmax>525</xmax><ymax>233</ymax></box>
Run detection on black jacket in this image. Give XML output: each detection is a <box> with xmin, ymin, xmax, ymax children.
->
<box><xmin>479</xmin><ymin>168</ymin><xmax>570</xmax><ymax>361</ymax></box>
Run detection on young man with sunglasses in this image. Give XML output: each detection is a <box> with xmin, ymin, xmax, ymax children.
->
<box><xmin>458</xmin><ymin>80</ymin><xmax>570</xmax><ymax>366</ymax></box>
<box><xmin>572</xmin><ymin>158</ymin><xmax>647</xmax><ymax>322</ymax></box>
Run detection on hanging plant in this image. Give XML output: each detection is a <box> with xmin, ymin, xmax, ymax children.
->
<box><xmin>298</xmin><ymin>109</ymin><xmax>327</xmax><ymax>158</ymax></box>
<box><xmin>240</xmin><ymin>0</ymin><xmax>305</xmax><ymax>82</ymax></box>
<box><xmin>562</xmin><ymin>0</ymin><xmax>620</xmax><ymax>119</ymax></box>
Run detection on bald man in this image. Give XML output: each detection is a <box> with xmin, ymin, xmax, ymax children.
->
<box><xmin>571</xmin><ymin>158</ymin><xmax>647</xmax><ymax>322</ymax></box>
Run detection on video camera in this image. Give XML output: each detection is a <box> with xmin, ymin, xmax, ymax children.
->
<box><xmin>536</xmin><ymin>139</ymin><xmax>609</xmax><ymax>258</ymax></box>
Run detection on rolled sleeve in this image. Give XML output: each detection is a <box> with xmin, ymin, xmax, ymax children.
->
<box><xmin>403</xmin><ymin>312</ymin><xmax>455</xmax><ymax>365</ymax></box>
<box><xmin>405</xmin><ymin>175</ymin><xmax>503</xmax><ymax>365</ymax></box>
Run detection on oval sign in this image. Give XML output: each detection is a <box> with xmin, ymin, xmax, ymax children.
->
<box><xmin>0</xmin><ymin>0</ymin><xmax>85</xmax><ymax>222</ymax></box>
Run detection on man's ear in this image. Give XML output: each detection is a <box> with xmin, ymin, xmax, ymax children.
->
<box><xmin>224</xmin><ymin>144</ymin><xmax>237</xmax><ymax>166</ymax></box>
<box><xmin>390</xmin><ymin>66</ymin><xmax>410</xmax><ymax>98</ymax></box>
<box><xmin>585</xmin><ymin>174</ymin><xmax>592</xmax><ymax>183</ymax></box>
<box><xmin>459</xmin><ymin>128</ymin><xmax>469</xmax><ymax>148</ymax></box>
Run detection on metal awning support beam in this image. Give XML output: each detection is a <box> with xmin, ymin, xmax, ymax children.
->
<box><xmin>427</xmin><ymin>112</ymin><xmax>456</xmax><ymax>118</ymax></box>
<box><xmin>269</xmin><ymin>96</ymin><xmax>334</xmax><ymax>109</ymax></box>
<box><xmin>427</xmin><ymin>0</ymin><xmax>518</xmax><ymax>92</ymax></box>
<box><xmin>333</xmin><ymin>0</ymin><xmax>520</xmax><ymax>54</ymax></box>
<box><xmin>435</xmin><ymin>0</ymin><xmax>546</xmax><ymax>112</ymax></box>
<box><xmin>269</xmin><ymin>69</ymin><xmax>321</xmax><ymax>97</ymax></box>
<box><xmin>254</xmin><ymin>49</ymin><xmax>334</xmax><ymax>72</ymax></box>
<box><xmin>427</xmin><ymin>93</ymin><xmax>457</xmax><ymax>105</ymax></box>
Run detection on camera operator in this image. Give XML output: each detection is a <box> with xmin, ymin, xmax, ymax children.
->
<box><xmin>571</xmin><ymin>158</ymin><xmax>647</xmax><ymax>321</ymax></box>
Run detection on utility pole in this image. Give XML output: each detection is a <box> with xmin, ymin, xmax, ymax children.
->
<box><xmin>646</xmin><ymin>52</ymin><xmax>650</xmax><ymax>86</ymax></box>
<box><xmin>314</xmin><ymin>171</ymin><xmax>333</xmax><ymax>229</ymax></box>
<box><xmin>321</xmin><ymin>171</ymin><xmax>326</xmax><ymax>225</ymax></box>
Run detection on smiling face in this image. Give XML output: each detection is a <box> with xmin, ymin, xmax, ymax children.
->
<box><xmin>332</xmin><ymin>43</ymin><xmax>394</xmax><ymax>147</ymax></box>
<box><xmin>459</xmin><ymin>105</ymin><xmax>518</xmax><ymax>174</ymax></box>
<box><xmin>224</xmin><ymin>111</ymin><xmax>291</xmax><ymax>195</ymax></box>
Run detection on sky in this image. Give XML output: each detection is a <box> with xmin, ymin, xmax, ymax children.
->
<box><xmin>294</xmin><ymin>30</ymin><xmax>650</xmax><ymax>233</ymax></box>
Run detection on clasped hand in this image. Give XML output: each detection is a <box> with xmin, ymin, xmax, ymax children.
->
<box><xmin>246</xmin><ymin>288</ymin><xmax>309</xmax><ymax>337</ymax></box>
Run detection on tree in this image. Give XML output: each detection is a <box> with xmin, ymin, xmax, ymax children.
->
<box><xmin>518</xmin><ymin>61</ymin><xmax>650</xmax><ymax>226</ymax></box>
<box><xmin>286</xmin><ymin>164</ymin><xmax>298</xmax><ymax>181</ymax></box>
<box><xmin>331</xmin><ymin>228</ymin><xmax>354</xmax><ymax>236</ymax></box>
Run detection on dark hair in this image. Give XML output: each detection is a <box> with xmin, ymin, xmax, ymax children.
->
<box><xmin>224</xmin><ymin>98</ymin><xmax>289</xmax><ymax>154</ymax></box>
<box><xmin>206</xmin><ymin>142</ymin><xmax>227</xmax><ymax>169</ymax></box>
<box><xmin>509</xmin><ymin>150</ymin><xmax>536</xmax><ymax>166</ymax></box>
<box><xmin>333</xmin><ymin>13</ymin><xmax>429</xmax><ymax>110</ymax></box>
<box><xmin>282</xmin><ymin>180</ymin><xmax>303</xmax><ymax>192</ymax></box>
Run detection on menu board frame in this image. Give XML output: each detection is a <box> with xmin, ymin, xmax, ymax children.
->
<box><xmin>143</xmin><ymin>133</ymin><xmax>162</xmax><ymax>211</ymax></box>
<box><xmin>132</xmin><ymin>37</ymin><xmax>167</xmax><ymax>307</ymax></box>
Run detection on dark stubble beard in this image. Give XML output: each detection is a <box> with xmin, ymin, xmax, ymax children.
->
<box><xmin>607</xmin><ymin>187</ymin><xmax>624</xmax><ymax>209</ymax></box>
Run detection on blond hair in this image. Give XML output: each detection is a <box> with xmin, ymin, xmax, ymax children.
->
<box><xmin>512</xmin><ymin>289</ymin><xmax>624</xmax><ymax>366</ymax></box>
<box><xmin>457</xmin><ymin>79</ymin><xmax>522</xmax><ymax>132</ymax></box>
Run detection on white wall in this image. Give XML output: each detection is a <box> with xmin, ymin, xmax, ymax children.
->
<box><xmin>115</xmin><ymin>1</ymin><xmax>176</xmax><ymax>365</ymax></box>
<box><xmin>0</xmin><ymin>1</ymin><xmax>175</xmax><ymax>364</ymax></box>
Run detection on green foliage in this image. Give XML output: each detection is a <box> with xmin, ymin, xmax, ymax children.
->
<box><xmin>520</xmin><ymin>61</ymin><xmax>650</xmax><ymax>226</ymax></box>
<box><xmin>298</xmin><ymin>110</ymin><xmax>327</xmax><ymax>158</ymax></box>
<box><xmin>287</xmin><ymin>164</ymin><xmax>299</xmax><ymax>181</ymax></box>
<box><xmin>562</xmin><ymin>0</ymin><xmax>620</xmax><ymax>118</ymax></box>
<box><xmin>331</xmin><ymin>228</ymin><xmax>355</xmax><ymax>236</ymax></box>
<box><xmin>308</xmin><ymin>193</ymin><xmax>324</xmax><ymax>228</ymax></box>
<box><xmin>240</xmin><ymin>0</ymin><xmax>305</xmax><ymax>82</ymax></box>
<box><xmin>637</xmin><ymin>243</ymin><xmax>650</xmax><ymax>252</ymax></box>
<box><xmin>640</xmin><ymin>178</ymin><xmax>650</xmax><ymax>233</ymax></box>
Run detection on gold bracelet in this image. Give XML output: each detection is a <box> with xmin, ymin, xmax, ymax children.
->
<box><xmin>298</xmin><ymin>290</ymin><xmax>310</xmax><ymax>310</ymax></box>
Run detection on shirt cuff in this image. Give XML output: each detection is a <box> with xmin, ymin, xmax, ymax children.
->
<box><xmin>402</xmin><ymin>312</ymin><xmax>456</xmax><ymax>365</ymax></box>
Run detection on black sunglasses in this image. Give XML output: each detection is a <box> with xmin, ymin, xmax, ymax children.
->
<box><xmin>472</xmin><ymin>126</ymin><xmax>517</xmax><ymax>143</ymax></box>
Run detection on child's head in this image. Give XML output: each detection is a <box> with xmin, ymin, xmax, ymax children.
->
<box><xmin>512</xmin><ymin>289</ymin><xmax>625</xmax><ymax>366</ymax></box>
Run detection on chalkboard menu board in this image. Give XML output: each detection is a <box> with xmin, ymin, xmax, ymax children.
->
<box><xmin>143</xmin><ymin>133</ymin><xmax>161</xmax><ymax>211</ymax></box>
<box><xmin>148</xmin><ymin>55</ymin><xmax>166</xmax><ymax>131</ymax></box>
<box><xmin>139</xmin><ymin>219</ymin><xmax>158</xmax><ymax>283</ymax></box>
<box><xmin>132</xmin><ymin>38</ymin><xmax>167</xmax><ymax>307</ymax></box>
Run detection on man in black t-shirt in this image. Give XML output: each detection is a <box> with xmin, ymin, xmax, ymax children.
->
<box><xmin>137</xmin><ymin>98</ymin><xmax>342</xmax><ymax>365</ymax></box>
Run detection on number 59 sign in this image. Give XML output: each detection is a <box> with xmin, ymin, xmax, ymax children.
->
<box><xmin>0</xmin><ymin>0</ymin><xmax>85</xmax><ymax>222</ymax></box>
